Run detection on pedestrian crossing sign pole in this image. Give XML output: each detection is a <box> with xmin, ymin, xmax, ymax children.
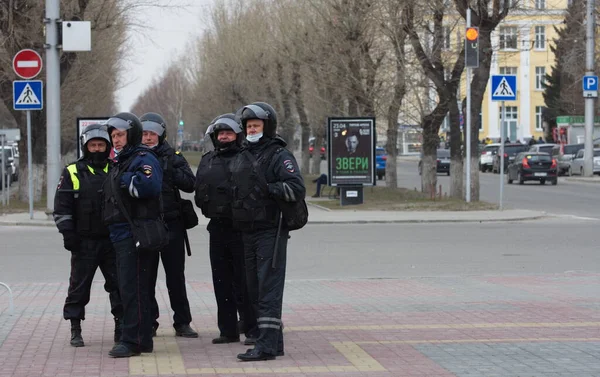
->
<box><xmin>13</xmin><ymin>79</ymin><xmax>43</xmax><ymax>220</ymax></box>
<box><xmin>490</xmin><ymin>74</ymin><xmax>517</xmax><ymax>211</ymax></box>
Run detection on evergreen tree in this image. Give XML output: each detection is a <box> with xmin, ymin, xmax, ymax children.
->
<box><xmin>543</xmin><ymin>0</ymin><xmax>586</xmax><ymax>141</ymax></box>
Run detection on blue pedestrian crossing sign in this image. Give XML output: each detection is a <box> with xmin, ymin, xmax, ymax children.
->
<box><xmin>491</xmin><ymin>75</ymin><xmax>517</xmax><ymax>101</ymax></box>
<box><xmin>13</xmin><ymin>80</ymin><xmax>43</xmax><ymax>110</ymax></box>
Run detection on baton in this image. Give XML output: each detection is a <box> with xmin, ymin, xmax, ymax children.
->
<box><xmin>271</xmin><ymin>212</ymin><xmax>283</xmax><ymax>268</ymax></box>
<box><xmin>184</xmin><ymin>229</ymin><xmax>192</xmax><ymax>256</ymax></box>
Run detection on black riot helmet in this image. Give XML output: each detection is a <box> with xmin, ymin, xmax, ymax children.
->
<box><xmin>240</xmin><ymin>102</ymin><xmax>278</xmax><ymax>138</ymax></box>
<box><xmin>140</xmin><ymin>112</ymin><xmax>167</xmax><ymax>144</ymax></box>
<box><xmin>106</xmin><ymin>112</ymin><xmax>143</xmax><ymax>149</ymax></box>
<box><xmin>210</xmin><ymin>113</ymin><xmax>243</xmax><ymax>150</ymax></box>
<box><xmin>80</xmin><ymin>123</ymin><xmax>111</xmax><ymax>166</ymax></box>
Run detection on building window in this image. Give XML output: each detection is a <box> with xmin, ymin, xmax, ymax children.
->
<box><xmin>535</xmin><ymin>66</ymin><xmax>546</xmax><ymax>89</ymax></box>
<box><xmin>499</xmin><ymin>107</ymin><xmax>518</xmax><ymax>120</ymax></box>
<box><xmin>499</xmin><ymin>67</ymin><xmax>518</xmax><ymax>75</ymax></box>
<box><xmin>534</xmin><ymin>26</ymin><xmax>545</xmax><ymax>49</ymax></box>
<box><xmin>443</xmin><ymin>27</ymin><xmax>451</xmax><ymax>50</ymax></box>
<box><xmin>535</xmin><ymin>106</ymin><xmax>544</xmax><ymax>130</ymax></box>
<box><xmin>535</xmin><ymin>0</ymin><xmax>546</xmax><ymax>9</ymax></box>
<box><xmin>499</xmin><ymin>27</ymin><xmax>518</xmax><ymax>49</ymax></box>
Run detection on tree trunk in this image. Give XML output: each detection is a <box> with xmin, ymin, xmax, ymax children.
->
<box><xmin>421</xmin><ymin>114</ymin><xmax>441</xmax><ymax>194</ymax></box>
<box><xmin>448</xmin><ymin>98</ymin><xmax>464</xmax><ymax>198</ymax></box>
<box><xmin>276</xmin><ymin>61</ymin><xmax>294</xmax><ymax>144</ymax></box>
<box><xmin>385</xmin><ymin>53</ymin><xmax>406</xmax><ymax>189</ymax></box>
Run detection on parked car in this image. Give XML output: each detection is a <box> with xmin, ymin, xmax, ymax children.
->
<box><xmin>375</xmin><ymin>146</ymin><xmax>386</xmax><ymax>180</ymax></box>
<box><xmin>479</xmin><ymin>143</ymin><xmax>500</xmax><ymax>172</ymax></box>
<box><xmin>552</xmin><ymin>143</ymin><xmax>584</xmax><ymax>175</ymax></box>
<box><xmin>567</xmin><ymin>148</ymin><xmax>600</xmax><ymax>176</ymax></box>
<box><xmin>528</xmin><ymin>143</ymin><xmax>556</xmax><ymax>155</ymax></box>
<box><xmin>492</xmin><ymin>144</ymin><xmax>529</xmax><ymax>173</ymax></box>
<box><xmin>1</xmin><ymin>145</ymin><xmax>17</xmax><ymax>182</ymax></box>
<box><xmin>418</xmin><ymin>149</ymin><xmax>450</xmax><ymax>176</ymax></box>
<box><xmin>308</xmin><ymin>137</ymin><xmax>326</xmax><ymax>160</ymax></box>
<box><xmin>507</xmin><ymin>152</ymin><xmax>558</xmax><ymax>185</ymax></box>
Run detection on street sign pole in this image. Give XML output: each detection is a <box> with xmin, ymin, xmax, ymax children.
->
<box><xmin>499</xmin><ymin>102</ymin><xmax>506</xmax><ymax>210</ymax></box>
<box><xmin>1</xmin><ymin>134</ymin><xmax>5</xmax><ymax>206</ymax></box>
<box><xmin>45</xmin><ymin>0</ymin><xmax>61</xmax><ymax>213</ymax></box>
<box><xmin>466</xmin><ymin>8</ymin><xmax>472</xmax><ymax>202</ymax></box>
<box><xmin>584</xmin><ymin>0</ymin><xmax>596</xmax><ymax>177</ymax></box>
<box><xmin>26</xmin><ymin>110</ymin><xmax>33</xmax><ymax>219</ymax></box>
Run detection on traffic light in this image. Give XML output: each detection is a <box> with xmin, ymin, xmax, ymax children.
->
<box><xmin>179</xmin><ymin>120</ymin><xmax>184</xmax><ymax>127</ymax></box>
<box><xmin>465</xmin><ymin>27</ymin><xmax>479</xmax><ymax>68</ymax></box>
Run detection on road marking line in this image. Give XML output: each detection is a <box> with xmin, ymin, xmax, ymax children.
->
<box><xmin>355</xmin><ymin>337</ymin><xmax>600</xmax><ymax>345</ymax></box>
<box><xmin>550</xmin><ymin>213</ymin><xmax>600</xmax><ymax>221</ymax></box>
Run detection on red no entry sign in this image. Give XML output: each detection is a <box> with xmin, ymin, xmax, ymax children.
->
<box><xmin>13</xmin><ymin>49</ymin><xmax>43</xmax><ymax>79</ymax></box>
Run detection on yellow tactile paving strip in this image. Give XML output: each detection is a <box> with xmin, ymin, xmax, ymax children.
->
<box><xmin>130</xmin><ymin>322</ymin><xmax>600</xmax><ymax>375</ymax></box>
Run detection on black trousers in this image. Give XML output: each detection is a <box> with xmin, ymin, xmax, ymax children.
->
<box><xmin>209</xmin><ymin>221</ymin><xmax>255</xmax><ymax>338</ymax></box>
<box><xmin>64</xmin><ymin>237</ymin><xmax>123</xmax><ymax>321</ymax></box>
<box><xmin>243</xmin><ymin>227</ymin><xmax>288</xmax><ymax>356</ymax></box>
<box><xmin>149</xmin><ymin>218</ymin><xmax>192</xmax><ymax>329</ymax></box>
<box><xmin>113</xmin><ymin>237</ymin><xmax>156</xmax><ymax>352</ymax></box>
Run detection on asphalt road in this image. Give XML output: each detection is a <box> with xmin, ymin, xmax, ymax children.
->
<box><xmin>392</xmin><ymin>159</ymin><xmax>600</xmax><ymax>219</ymax></box>
<box><xmin>1</xmin><ymin>218</ymin><xmax>598</xmax><ymax>283</ymax></box>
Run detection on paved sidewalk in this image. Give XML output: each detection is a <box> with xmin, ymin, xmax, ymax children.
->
<box><xmin>0</xmin><ymin>207</ymin><xmax>548</xmax><ymax>227</ymax></box>
<box><xmin>0</xmin><ymin>273</ymin><xmax>599</xmax><ymax>376</ymax></box>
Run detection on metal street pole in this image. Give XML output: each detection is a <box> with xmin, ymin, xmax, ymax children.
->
<box><xmin>499</xmin><ymin>102</ymin><xmax>506</xmax><ymax>210</ymax></box>
<box><xmin>27</xmin><ymin>111</ymin><xmax>34</xmax><ymax>219</ymax></box>
<box><xmin>466</xmin><ymin>8</ymin><xmax>472</xmax><ymax>202</ymax></box>
<box><xmin>45</xmin><ymin>0</ymin><xmax>61</xmax><ymax>212</ymax></box>
<box><xmin>584</xmin><ymin>0</ymin><xmax>595</xmax><ymax>176</ymax></box>
<box><xmin>1</xmin><ymin>135</ymin><xmax>5</xmax><ymax>206</ymax></box>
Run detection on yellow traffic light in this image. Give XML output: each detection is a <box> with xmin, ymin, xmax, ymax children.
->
<box><xmin>466</xmin><ymin>27</ymin><xmax>479</xmax><ymax>41</ymax></box>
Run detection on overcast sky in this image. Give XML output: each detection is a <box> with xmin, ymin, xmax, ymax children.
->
<box><xmin>115</xmin><ymin>1</ymin><xmax>215</xmax><ymax>112</ymax></box>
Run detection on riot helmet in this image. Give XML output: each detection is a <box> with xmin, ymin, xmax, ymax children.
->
<box><xmin>140</xmin><ymin>112</ymin><xmax>167</xmax><ymax>145</ymax></box>
<box><xmin>240</xmin><ymin>102</ymin><xmax>278</xmax><ymax>138</ymax></box>
<box><xmin>211</xmin><ymin>113</ymin><xmax>243</xmax><ymax>150</ymax></box>
<box><xmin>106</xmin><ymin>112</ymin><xmax>143</xmax><ymax>152</ymax></box>
<box><xmin>80</xmin><ymin>123</ymin><xmax>111</xmax><ymax>166</ymax></box>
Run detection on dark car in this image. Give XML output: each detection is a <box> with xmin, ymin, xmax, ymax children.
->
<box><xmin>507</xmin><ymin>152</ymin><xmax>557</xmax><ymax>185</ymax></box>
<box><xmin>376</xmin><ymin>146</ymin><xmax>386</xmax><ymax>180</ymax></box>
<box><xmin>418</xmin><ymin>149</ymin><xmax>450</xmax><ymax>176</ymax></box>
<box><xmin>492</xmin><ymin>144</ymin><xmax>529</xmax><ymax>173</ymax></box>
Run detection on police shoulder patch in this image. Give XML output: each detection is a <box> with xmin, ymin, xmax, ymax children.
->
<box><xmin>283</xmin><ymin>159</ymin><xmax>295</xmax><ymax>173</ymax></box>
<box><xmin>57</xmin><ymin>175</ymin><xmax>64</xmax><ymax>189</ymax></box>
<box><xmin>142</xmin><ymin>164</ymin><xmax>153</xmax><ymax>178</ymax></box>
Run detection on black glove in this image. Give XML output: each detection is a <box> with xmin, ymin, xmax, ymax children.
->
<box><xmin>62</xmin><ymin>231</ymin><xmax>80</xmax><ymax>252</ymax></box>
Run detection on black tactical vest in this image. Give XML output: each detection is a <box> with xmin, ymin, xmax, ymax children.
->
<box><xmin>102</xmin><ymin>152</ymin><xmax>161</xmax><ymax>225</ymax></box>
<box><xmin>229</xmin><ymin>145</ymin><xmax>280</xmax><ymax>231</ymax></box>
<box><xmin>67</xmin><ymin>161</ymin><xmax>110</xmax><ymax>237</ymax></box>
<box><xmin>195</xmin><ymin>151</ymin><xmax>234</xmax><ymax>219</ymax></box>
<box><xmin>158</xmin><ymin>152</ymin><xmax>180</xmax><ymax>221</ymax></box>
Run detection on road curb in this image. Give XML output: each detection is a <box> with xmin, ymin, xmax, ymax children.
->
<box><xmin>306</xmin><ymin>215</ymin><xmax>549</xmax><ymax>225</ymax></box>
<box><xmin>306</xmin><ymin>201</ymin><xmax>332</xmax><ymax>212</ymax></box>
<box><xmin>0</xmin><ymin>221</ymin><xmax>55</xmax><ymax>227</ymax></box>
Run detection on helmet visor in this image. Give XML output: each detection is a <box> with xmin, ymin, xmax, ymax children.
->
<box><xmin>106</xmin><ymin>117</ymin><xmax>133</xmax><ymax>131</ymax></box>
<box><xmin>213</xmin><ymin>118</ymin><xmax>242</xmax><ymax>134</ymax></box>
<box><xmin>81</xmin><ymin>125</ymin><xmax>110</xmax><ymax>146</ymax></box>
<box><xmin>242</xmin><ymin>104</ymin><xmax>269</xmax><ymax>121</ymax></box>
<box><xmin>205</xmin><ymin>124</ymin><xmax>214</xmax><ymax>136</ymax></box>
<box><xmin>141</xmin><ymin>120</ymin><xmax>165</xmax><ymax>136</ymax></box>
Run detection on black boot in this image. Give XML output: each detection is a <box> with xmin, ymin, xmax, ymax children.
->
<box><xmin>70</xmin><ymin>320</ymin><xmax>84</xmax><ymax>347</ymax></box>
<box><xmin>113</xmin><ymin>318</ymin><xmax>122</xmax><ymax>343</ymax></box>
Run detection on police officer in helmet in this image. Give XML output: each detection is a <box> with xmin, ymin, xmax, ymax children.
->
<box><xmin>103</xmin><ymin>112</ymin><xmax>163</xmax><ymax>357</ymax></box>
<box><xmin>54</xmin><ymin>124</ymin><xmax>123</xmax><ymax>348</ymax></box>
<box><xmin>140</xmin><ymin>112</ymin><xmax>198</xmax><ymax>339</ymax></box>
<box><xmin>195</xmin><ymin>114</ymin><xmax>257</xmax><ymax>346</ymax></box>
<box><xmin>231</xmin><ymin>102</ymin><xmax>305</xmax><ymax>361</ymax></box>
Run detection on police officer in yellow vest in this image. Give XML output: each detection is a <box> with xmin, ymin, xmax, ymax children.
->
<box><xmin>53</xmin><ymin>124</ymin><xmax>123</xmax><ymax>348</ymax></box>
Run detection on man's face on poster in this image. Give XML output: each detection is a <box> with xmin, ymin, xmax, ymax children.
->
<box><xmin>346</xmin><ymin>135</ymin><xmax>359</xmax><ymax>153</ymax></box>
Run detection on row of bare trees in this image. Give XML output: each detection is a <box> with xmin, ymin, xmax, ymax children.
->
<box><xmin>132</xmin><ymin>0</ymin><xmax>518</xmax><ymax>201</ymax></box>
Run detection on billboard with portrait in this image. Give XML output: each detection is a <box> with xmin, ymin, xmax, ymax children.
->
<box><xmin>327</xmin><ymin>117</ymin><xmax>375</xmax><ymax>186</ymax></box>
<box><xmin>76</xmin><ymin>117</ymin><xmax>111</xmax><ymax>159</ymax></box>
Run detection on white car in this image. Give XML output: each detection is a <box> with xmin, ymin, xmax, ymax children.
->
<box><xmin>568</xmin><ymin>148</ymin><xmax>600</xmax><ymax>175</ymax></box>
<box><xmin>479</xmin><ymin>144</ymin><xmax>500</xmax><ymax>172</ymax></box>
